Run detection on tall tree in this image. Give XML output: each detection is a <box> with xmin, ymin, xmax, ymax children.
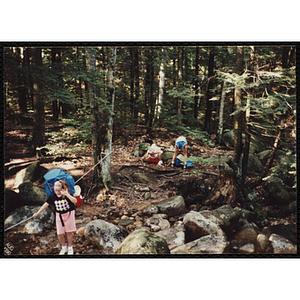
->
<box><xmin>177</xmin><ymin>46</ymin><xmax>183</xmax><ymax>125</ymax></box>
<box><xmin>217</xmin><ymin>81</ymin><xmax>227</xmax><ymax>145</ymax></box>
<box><xmin>242</xmin><ymin>46</ymin><xmax>255</xmax><ymax>182</ymax></box>
<box><xmin>156</xmin><ymin>47</ymin><xmax>166</xmax><ymax>121</ymax></box>
<box><xmin>101</xmin><ymin>47</ymin><xmax>116</xmax><ymax>189</ymax></box>
<box><xmin>87</xmin><ymin>47</ymin><xmax>102</xmax><ymax>181</ymax></box>
<box><xmin>204</xmin><ymin>47</ymin><xmax>214</xmax><ymax>133</ymax></box>
<box><xmin>194</xmin><ymin>46</ymin><xmax>200</xmax><ymax>119</ymax></box>
<box><xmin>233</xmin><ymin>46</ymin><xmax>244</xmax><ymax>180</ymax></box>
<box><xmin>30</xmin><ymin>47</ymin><xmax>45</xmax><ymax>154</ymax></box>
<box><xmin>145</xmin><ymin>46</ymin><xmax>155</xmax><ymax>133</ymax></box>
<box><xmin>51</xmin><ymin>47</ymin><xmax>62</xmax><ymax>120</ymax></box>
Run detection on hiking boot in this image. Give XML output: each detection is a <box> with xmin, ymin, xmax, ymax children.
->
<box><xmin>158</xmin><ymin>160</ymin><xmax>163</xmax><ymax>166</ymax></box>
<box><xmin>183</xmin><ymin>164</ymin><xmax>187</xmax><ymax>169</ymax></box>
<box><xmin>171</xmin><ymin>162</ymin><xmax>174</xmax><ymax>167</ymax></box>
<box><xmin>59</xmin><ymin>245</ymin><xmax>67</xmax><ymax>255</ymax></box>
<box><xmin>67</xmin><ymin>246</ymin><xmax>74</xmax><ymax>255</ymax></box>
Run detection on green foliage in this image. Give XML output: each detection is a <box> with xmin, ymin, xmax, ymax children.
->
<box><xmin>189</xmin><ymin>154</ymin><xmax>225</xmax><ymax>166</ymax></box>
<box><xmin>139</xmin><ymin>143</ymin><xmax>150</xmax><ymax>151</ymax></box>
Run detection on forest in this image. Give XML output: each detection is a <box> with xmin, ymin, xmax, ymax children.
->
<box><xmin>3</xmin><ymin>44</ymin><xmax>297</xmax><ymax>256</ymax></box>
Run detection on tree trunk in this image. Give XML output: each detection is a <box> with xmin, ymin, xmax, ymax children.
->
<box><xmin>194</xmin><ymin>46</ymin><xmax>199</xmax><ymax>119</ymax></box>
<box><xmin>242</xmin><ymin>46</ymin><xmax>255</xmax><ymax>182</ymax></box>
<box><xmin>87</xmin><ymin>47</ymin><xmax>102</xmax><ymax>182</ymax></box>
<box><xmin>233</xmin><ymin>46</ymin><xmax>244</xmax><ymax>181</ymax></box>
<box><xmin>51</xmin><ymin>48</ymin><xmax>62</xmax><ymax>120</ymax></box>
<box><xmin>130</xmin><ymin>47</ymin><xmax>139</xmax><ymax>120</ymax></box>
<box><xmin>177</xmin><ymin>46</ymin><xmax>183</xmax><ymax>125</ymax></box>
<box><xmin>204</xmin><ymin>47</ymin><xmax>214</xmax><ymax>133</ymax></box>
<box><xmin>146</xmin><ymin>47</ymin><xmax>154</xmax><ymax>133</ymax></box>
<box><xmin>16</xmin><ymin>47</ymin><xmax>27</xmax><ymax>114</ymax></box>
<box><xmin>217</xmin><ymin>81</ymin><xmax>227</xmax><ymax>145</ymax></box>
<box><xmin>156</xmin><ymin>47</ymin><xmax>166</xmax><ymax>121</ymax></box>
<box><xmin>31</xmin><ymin>47</ymin><xmax>45</xmax><ymax>155</ymax></box>
<box><xmin>101</xmin><ymin>47</ymin><xmax>116</xmax><ymax>189</ymax></box>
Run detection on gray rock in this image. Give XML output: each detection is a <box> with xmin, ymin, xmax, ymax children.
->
<box><xmin>156</xmin><ymin>195</ymin><xmax>186</xmax><ymax>217</ymax></box>
<box><xmin>183</xmin><ymin>210</ymin><xmax>225</xmax><ymax>243</ymax></box>
<box><xmin>161</xmin><ymin>151</ymin><xmax>174</xmax><ymax>162</ymax></box>
<box><xmin>257</xmin><ymin>149</ymin><xmax>287</xmax><ymax>166</ymax></box>
<box><xmin>268</xmin><ymin>223</ymin><xmax>297</xmax><ymax>244</ymax></box>
<box><xmin>115</xmin><ymin>229</ymin><xmax>170</xmax><ymax>254</ymax></box>
<box><xmin>118</xmin><ymin>219</ymin><xmax>134</xmax><ymax>227</ymax></box>
<box><xmin>143</xmin><ymin>204</ymin><xmax>159</xmax><ymax>215</ymax></box>
<box><xmin>265</xmin><ymin>181</ymin><xmax>290</xmax><ymax>205</ymax></box>
<box><xmin>158</xmin><ymin>219</ymin><xmax>171</xmax><ymax>231</ymax></box>
<box><xmin>5</xmin><ymin>205</ymin><xmax>54</xmax><ymax>234</ymax></box>
<box><xmin>157</xmin><ymin>221</ymin><xmax>185</xmax><ymax>250</ymax></box>
<box><xmin>247</xmin><ymin>154</ymin><xmax>263</xmax><ymax>175</ymax></box>
<box><xmin>237</xmin><ymin>243</ymin><xmax>255</xmax><ymax>254</ymax></box>
<box><xmin>199</xmin><ymin>205</ymin><xmax>242</xmax><ymax>235</ymax></box>
<box><xmin>23</xmin><ymin>162</ymin><xmax>47</xmax><ymax>183</ymax></box>
<box><xmin>256</xmin><ymin>233</ymin><xmax>270</xmax><ymax>253</ymax></box>
<box><xmin>18</xmin><ymin>182</ymin><xmax>48</xmax><ymax>207</ymax></box>
<box><xmin>131</xmin><ymin>172</ymin><xmax>152</xmax><ymax>184</ymax></box>
<box><xmin>171</xmin><ymin>234</ymin><xmax>228</xmax><ymax>254</ymax></box>
<box><xmin>222</xmin><ymin>130</ymin><xmax>265</xmax><ymax>153</ymax></box>
<box><xmin>234</xmin><ymin>227</ymin><xmax>258</xmax><ymax>244</ymax></box>
<box><xmin>269</xmin><ymin>234</ymin><xmax>297</xmax><ymax>254</ymax></box>
<box><xmin>84</xmin><ymin>219</ymin><xmax>128</xmax><ymax>254</ymax></box>
<box><xmin>286</xmin><ymin>201</ymin><xmax>297</xmax><ymax>214</ymax></box>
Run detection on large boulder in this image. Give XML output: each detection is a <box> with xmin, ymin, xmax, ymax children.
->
<box><xmin>171</xmin><ymin>234</ymin><xmax>228</xmax><ymax>254</ymax></box>
<box><xmin>84</xmin><ymin>219</ymin><xmax>128</xmax><ymax>254</ymax></box>
<box><xmin>265</xmin><ymin>181</ymin><xmax>290</xmax><ymax>205</ymax></box>
<box><xmin>257</xmin><ymin>149</ymin><xmax>287</xmax><ymax>166</ymax></box>
<box><xmin>18</xmin><ymin>182</ymin><xmax>48</xmax><ymax>207</ymax></box>
<box><xmin>247</xmin><ymin>154</ymin><xmax>263</xmax><ymax>175</ymax></box>
<box><xmin>5</xmin><ymin>205</ymin><xmax>54</xmax><ymax>234</ymax></box>
<box><xmin>115</xmin><ymin>229</ymin><xmax>170</xmax><ymax>255</ymax></box>
<box><xmin>183</xmin><ymin>210</ymin><xmax>225</xmax><ymax>243</ymax></box>
<box><xmin>23</xmin><ymin>162</ymin><xmax>47</xmax><ymax>183</ymax></box>
<box><xmin>269</xmin><ymin>234</ymin><xmax>297</xmax><ymax>254</ymax></box>
<box><xmin>4</xmin><ymin>190</ymin><xmax>25</xmax><ymax>218</ymax></box>
<box><xmin>198</xmin><ymin>205</ymin><xmax>243</xmax><ymax>236</ymax></box>
<box><xmin>143</xmin><ymin>195</ymin><xmax>186</xmax><ymax>217</ymax></box>
<box><xmin>222</xmin><ymin>130</ymin><xmax>265</xmax><ymax>153</ymax></box>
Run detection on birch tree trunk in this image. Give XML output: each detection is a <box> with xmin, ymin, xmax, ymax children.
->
<box><xmin>156</xmin><ymin>47</ymin><xmax>166</xmax><ymax>120</ymax></box>
<box><xmin>87</xmin><ymin>47</ymin><xmax>101</xmax><ymax>181</ymax></box>
<box><xmin>217</xmin><ymin>81</ymin><xmax>227</xmax><ymax>145</ymax></box>
<box><xmin>101</xmin><ymin>47</ymin><xmax>116</xmax><ymax>189</ymax></box>
<box><xmin>177</xmin><ymin>46</ymin><xmax>183</xmax><ymax>125</ymax></box>
<box><xmin>204</xmin><ymin>47</ymin><xmax>214</xmax><ymax>133</ymax></box>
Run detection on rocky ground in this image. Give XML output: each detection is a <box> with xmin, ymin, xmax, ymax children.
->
<box><xmin>4</xmin><ymin>119</ymin><xmax>297</xmax><ymax>256</ymax></box>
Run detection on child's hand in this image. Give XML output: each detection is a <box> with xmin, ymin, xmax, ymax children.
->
<box><xmin>61</xmin><ymin>189</ymin><xmax>68</xmax><ymax>196</ymax></box>
<box><xmin>33</xmin><ymin>212</ymin><xmax>38</xmax><ymax>218</ymax></box>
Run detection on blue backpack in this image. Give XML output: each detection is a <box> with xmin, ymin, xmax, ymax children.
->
<box><xmin>44</xmin><ymin>168</ymin><xmax>75</xmax><ymax>197</ymax></box>
<box><xmin>175</xmin><ymin>158</ymin><xmax>194</xmax><ymax>168</ymax></box>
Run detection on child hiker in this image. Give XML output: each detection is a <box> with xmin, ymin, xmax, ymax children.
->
<box><xmin>142</xmin><ymin>141</ymin><xmax>163</xmax><ymax>165</ymax></box>
<box><xmin>33</xmin><ymin>179</ymin><xmax>77</xmax><ymax>255</ymax></box>
<box><xmin>171</xmin><ymin>136</ymin><xmax>188</xmax><ymax>168</ymax></box>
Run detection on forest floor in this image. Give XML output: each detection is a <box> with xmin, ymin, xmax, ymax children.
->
<box><xmin>4</xmin><ymin>119</ymin><xmax>296</xmax><ymax>255</ymax></box>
